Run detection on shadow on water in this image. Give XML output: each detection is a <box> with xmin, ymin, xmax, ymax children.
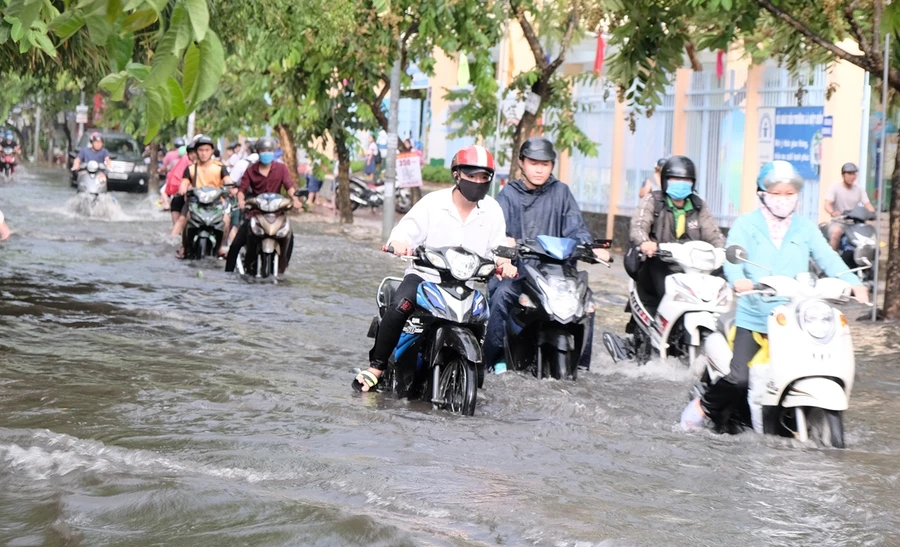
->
<box><xmin>1</xmin><ymin>167</ymin><xmax>899</xmax><ymax>546</ymax></box>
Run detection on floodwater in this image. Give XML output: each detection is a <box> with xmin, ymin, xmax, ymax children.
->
<box><xmin>1</xmin><ymin>168</ymin><xmax>898</xmax><ymax>546</ymax></box>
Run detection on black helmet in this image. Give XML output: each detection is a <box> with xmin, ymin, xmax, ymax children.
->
<box><xmin>660</xmin><ymin>156</ymin><xmax>696</xmax><ymax>193</ymax></box>
<box><xmin>841</xmin><ymin>162</ymin><xmax>858</xmax><ymax>174</ymax></box>
<box><xmin>256</xmin><ymin>137</ymin><xmax>276</xmax><ymax>152</ymax></box>
<box><xmin>656</xmin><ymin>157</ymin><xmax>668</xmax><ymax>168</ymax></box>
<box><xmin>193</xmin><ymin>134</ymin><xmax>215</xmax><ymax>149</ymax></box>
<box><xmin>518</xmin><ymin>136</ymin><xmax>556</xmax><ymax>162</ymax></box>
<box><xmin>174</xmin><ymin>137</ymin><xmax>186</xmax><ymax>147</ymax></box>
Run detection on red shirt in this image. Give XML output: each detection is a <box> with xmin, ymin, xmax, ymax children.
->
<box><xmin>165</xmin><ymin>155</ymin><xmax>192</xmax><ymax>195</ymax></box>
<box><xmin>239</xmin><ymin>161</ymin><xmax>294</xmax><ymax>198</ymax></box>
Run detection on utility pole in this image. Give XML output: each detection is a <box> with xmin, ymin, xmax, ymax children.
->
<box><xmin>382</xmin><ymin>34</ymin><xmax>403</xmax><ymax>242</ymax></box>
<box><xmin>32</xmin><ymin>92</ymin><xmax>41</xmax><ymax>163</ymax></box>
<box><xmin>872</xmin><ymin>29</ymin><xmax>890</xmax><ymax>321</ymax></box>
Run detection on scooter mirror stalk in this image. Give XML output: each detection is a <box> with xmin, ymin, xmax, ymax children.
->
<box><xmin>725</xmin><ymin>244</ymin><xmax>772</xmax><ymax>273</ymax></box>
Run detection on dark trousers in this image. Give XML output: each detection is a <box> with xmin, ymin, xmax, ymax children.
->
<box><xmin>369</xmin><ymin>275</ymin><xmax>423</xmax><ymax>370</ymax></box>
<box><xmin>484</xmin><ymin>276</ymin><xmax>595</xmax><ymax>370</ymax></box>
<box><xmin>225</xmin><ymin>220</ymin><xmax>294</xmax><ymax>274</ymax></box>
<box><xmin>636</xmin><ymin>256</ymin><xmax>676</xmax><ymax>316</ymax></box>
<box><xmin>702</xmin><ymin>327</ymin><xmax>759</xmax><ymax>432</ymax></box>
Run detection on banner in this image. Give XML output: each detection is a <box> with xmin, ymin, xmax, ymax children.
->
<box><xmin>396</xmin><ymin>152</ymin><xmax>423</xmax><ymax>188</ymax></box>
<box><xmin>773</xmin><ymin>106</ymin><xmax>824</xmax><ymax>181</ymax></box>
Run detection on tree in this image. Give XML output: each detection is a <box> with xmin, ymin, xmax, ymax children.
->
<box><xmin>446</xmin><ymin>0</ymin><xmax>605</xmax><ymax>180</ymax></box>
<box><xmin>1</xmin><ymin>0</ymin><xmax>226</xmax><ymax>142</ymax></box>
<box><xmin>606</xmin><ymin>0</ymin><xmax>900</xmax><ymax>319</ymax></box>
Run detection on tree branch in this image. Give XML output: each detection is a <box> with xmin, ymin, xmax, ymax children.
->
<box><xmin>510</xmin><ymin>0</ymin><xmax>548</xmax><ymax>72</ymax></box>
<box><xmin>685</xmin><ymin>41</ymin><xmax>703</xmax><ymax>72</ymax></box>
<box><xmin>842</xmin><ymin>0</ymin><xmax>872</xmax><ymax>60</ymax></box>
<box><xmin>547</xmin><ymin>10</ymin><xmax>578</xmax><ymax>75</ymax></box>
<box><xmin>755</xmin><ymin>0</ymin><xmax>873</xmax><ymax>71</ymax></box>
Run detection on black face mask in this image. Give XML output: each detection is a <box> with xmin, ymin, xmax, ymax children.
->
<box><xmin>456</xmin><ymin>178</ymin><xmax>490</xmax><ymax>203</ymax></box>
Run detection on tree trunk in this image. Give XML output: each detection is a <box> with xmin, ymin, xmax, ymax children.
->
<box><xmin>276</xmin><ymin>124</ymin><xmax>299</xmax><ymax>185</ymax></box>
<box><xmin>147</xmin><ymin>140</ymin><xmax>159</xmax><ymax>195</ymax></box>
<box><xmin>882</xmin><ymin>127</ymin><xmax>900</xmax><ymax>319</ymax></box>
<box><xmin>334</xmin><ymin>130</ymin><xmax>354</xmax><ymax>224</ymax></box>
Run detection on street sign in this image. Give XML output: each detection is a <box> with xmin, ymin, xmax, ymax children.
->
<box><xmin>396</xmin><ymin>152</ymin><xmax>423</xmax><ymax>188</ymax></box>
<box><xmin>822</xmin><ymin>115</ymin><xmax>833</xmax><ymax>138</ymax></box>
<box><xmin>75</xmin><ymin>105</ymin><xmax>89</xmax><ymax>124</ymax></box>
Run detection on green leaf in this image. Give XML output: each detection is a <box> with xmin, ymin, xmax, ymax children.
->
<box><xmin>185</xmin><ymin>30</ymin><xmax>225</xmax><ymax>108</ymax></box>
<box><xmin>145</xmin><ymin>88</ymin><xmax>164</xmax><ymax>142</ymax></box>
<box><xmin>106</xmin><ymin>31</ymin><xmax>135</xmax><ymax>72</ymax></box>
<box><xmin>142</xmin><ymin>25</ymin><xmax>181</xmax><ymax>87</ymax></box>
<box><xmin>166</xmin><ymin>77</ymin><xmax>187</xmax><ymax>117</ymax></box>
<box><xmin>32</xmin><ymin>31</ymin><xmax>56</xmax><ymax>56</ymax></box>
<box><xmin>85</xmin><ymin>15</ymin><xmax>112</xmax><ymax>45</ymax></box>
<box><xmin>181</xmin><ymin>42</ymin><xmax>200</xmax><ymax>104</ymax></box>
<box><xmin>0</xmin><ymin>25</ymin><xmax>9</xmax><ymax>44</ymax></box>
<box><xmin>170</xmin><ymin>3</ymin><xmax>191</xmax><ymax>53</ymax></box>
<box><xmin>99</xmin><ymin>70</ymin><xmax>129</xmax><ymax>101</ymax></box>
<box><xmin>122</xmin><ymin>8</ymin><xmax>158</xmax><ymax>31</ymax></box>
<box><xmin>184</xmin><ymin>0</ymin><xmax>209</xmax><ymax>42</ymax></box>
<box><xmin>10</xmin><ymin>19</ymin><xmax>25</xmax><ymax>41</ymax></box>
<box><xmin>373</xmin><ymin>0</ymin><xmax>390</xmax><ymax>17</ymax></box>
<box><xmin>126</xmin><ymin>61</ymin><xmax>150</xmax><ymax>80</ymax></box>
<box><xmin>721</xmin><ymin>0</ymin><xmax>732</xmax><ymax>10</ymax></box>
<box><xmin>6</xmin><ymin>0</ymin><xmax>43</xmax><ymax>33</ymax></box>
<box><xmin>48</xmin><ymin>10</ymin><xmax>86</xmax><ymax>40</ymax></box>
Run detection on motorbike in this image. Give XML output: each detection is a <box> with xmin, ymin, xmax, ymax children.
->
<box><xmin>366</xmin><ymin>245</ymin><xmax>506</xmax><ymax>415</ymax></box>
<box><xmin>237</xmin><ymin>189</ymin><xmax>308</xmax><ymax>280</ymax></box>
<box><xmin>694</xmin><ymin>245</ymin><xmax>868</xmax><ymax>448</ymax></box>
<box><xmin>502</xmin><ymin>236</ymin><xmax>610</xmax><ymax>380</ymax></box>
<box><xmin>603</xmin><ymin>241</ymin><xmax>733</xmax><ymax>369</ymax></box>
<box><xmin>814</xmin><ymin>205</ymin><xmax>877</xmax><ymax>293</ymax></box>
<box><xmin>343</xmin><ymin>175</ymin><xmax>413</xmax><ymax>214</ymax></box>
<box><xmin>184</xmin><ymin>186</ymin><xmax>228</xmax><ymax>259</ymax></box>
<box><xmin>1</xmin><ymin>146</ymin><xmax>16</xmax><ymax>179</ymax></box>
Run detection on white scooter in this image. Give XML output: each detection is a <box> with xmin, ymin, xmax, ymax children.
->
<box><xmin>697</xmin><ymin>245</ymin><xmax>866</xmax><ymax>448</ymax></box>
<box><xmin>604</xmin><ymin>241</ymin><xmax>733</xmax><ymax>369</ymax></box>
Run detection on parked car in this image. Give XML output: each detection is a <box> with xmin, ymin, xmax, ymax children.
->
<box><xmin>68</xmin><ymin>131</ymin><xmax>150</xmax><ymax>192</ymax></box>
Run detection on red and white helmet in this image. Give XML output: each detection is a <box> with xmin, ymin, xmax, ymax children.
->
<box><xmin>450</xmin><ymin>145</ymin><xmax>495</xmax><ymax>181</ymax></box>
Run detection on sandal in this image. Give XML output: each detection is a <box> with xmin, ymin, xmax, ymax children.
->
<box><xmin>175</xmin><ymin>247</ymin><xmax>186</xmax><ymax>259</ymax></box>
<box><xmin>352</xmin><ymin>369</ymin><xmax>381</xmax><ymax>392</ymax></box>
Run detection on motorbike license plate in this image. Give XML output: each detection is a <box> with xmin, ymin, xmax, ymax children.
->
<box><xmin>108</xmin><ymin>172</ymin><xmax>129</xmax><ymax>180</ymax></box>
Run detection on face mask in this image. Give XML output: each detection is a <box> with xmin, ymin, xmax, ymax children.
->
<box><xmin>456</xmin><ymin>177</ymin><xmax>490</xmax><ymax>203</ymax></box>
<box><xmin>763</xmin><ymin>193</ymin><xmax>799</xmax><ymax>219</ymax></box>
<box><xmin>666</xmin><ymin>181</ymin><xmax>693</xmax><ymax>200</ymax></box>
<box><xmin>178</xmin><ymin>146</ymin><xmax>187</xmax><ymax>157</ymax></box>
<box><xmin>259</xmin><ymin>152</ymin><xmax>275</xmax><ymax>165</ymax></box>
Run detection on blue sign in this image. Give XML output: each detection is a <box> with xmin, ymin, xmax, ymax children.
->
<box><xmin>822</xmin><ymin>115</ymin><xmax>833</xmax><ymax>138</ymax></box>
<box><xmin>774</xmin><ymin>106</ymin><xmax>824</xmax><ymax>181</ymax></box>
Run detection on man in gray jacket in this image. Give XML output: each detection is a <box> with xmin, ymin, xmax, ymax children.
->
<box><xmin>484</xmin><ymin>137</ymin><xmax>610</xmax><ymax>373</ymax></box>
<box><xmin>628</xmin><ymin>156</ymin><xmax>725</xmax><ymax>319</ymax></box>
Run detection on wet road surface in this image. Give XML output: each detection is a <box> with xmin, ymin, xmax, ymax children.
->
<box><xmin>1</xmin><ymin>167</ymin><xmax>899</xmax><ymax>546</ymax></box>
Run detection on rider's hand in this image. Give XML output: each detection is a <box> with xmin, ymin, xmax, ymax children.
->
<box><xmin>640</xmin><ymin>241</ymin><xmax>658</xmax><ymax>257</ymax></box>
<box><xmin>830</xmin><ymin>210</ymin><xmax>842</xmax><ymax>218</ymax></box>
<box><xmin>385</xmin><ymin>241</ymin><xmax>411</xmax><ymax>256</ymax></box>
<box><xmin>734</xmin><ymin>278</ymin><xmax>754</xmax><ymax>293</ymax></box>
<box><xmin>592</xmin><ymin>248</ymin><xmax>611</xmax><ymax>262</ymax></box>
<box><xmin>851</xmin><ymin>285</ymin><xmax>870</xmax><ymax>304</ymax></box>
<box><xmin>496</xmin><ymin>260</ymin><xmax>518</xmax><ymax>280</ymax></box>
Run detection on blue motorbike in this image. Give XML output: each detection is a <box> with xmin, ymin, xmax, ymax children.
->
<box><xmin>367</xmin><ymin>245</ymin><xmax>503</xmax><ymax>415</ymax></box>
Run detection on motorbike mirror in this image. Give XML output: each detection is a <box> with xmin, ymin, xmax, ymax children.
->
<box><xmin>725</xmin><ymin>245</ymin><xmax>746</xmax><ymax>264</ymax></box>
<box><xmin>109</xmin><ymin>153</ymin><xmax>118</xmax><ymax>160</ymax></box>
<box><xmin>494</xmin><ymin>246</ymin><xmax>518</xmax><ymax>260</ymax></box>
<box><xmin>295</xmin><ymin>189</ymin><xmax>310</xmax><ymax>198</ymax></box>
<box><xmin>592</xmin><ymin>238</ymin><xmax>612</xmax><ymax>249</ymax></box>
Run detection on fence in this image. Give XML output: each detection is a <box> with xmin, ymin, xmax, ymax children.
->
<box><xmin>618</xmin><ymin>87</ymin><xmax>675</xmax><ymax>216</ymax></box>
<box><xmin>568</xmin><ymin>85</ymin><xmax>616</xmax><ymax>213</ymax></box>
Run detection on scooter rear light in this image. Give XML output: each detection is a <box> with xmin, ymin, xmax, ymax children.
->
<box><xmin>775</xmin><ymin>313</ymin><xmax>788</xmax><ymax>326</ymax></box>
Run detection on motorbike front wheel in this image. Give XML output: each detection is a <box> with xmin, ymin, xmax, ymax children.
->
<box><xmin>198</xmin><ymin>237</ymin><xmax>208</xmax><ymax>258</ymax></box>
<box><xmin>436</xmin><ymin>355</ymin><xmax>477</xmax><ymax>416</ymax></box>
<box><xmin>259</xmin><ymin>253</ymin><xmax>276</xmax><ymax>279</ymax></box>
<box><xmin>545</xmin><ymin>347</ymin><xmax>576</xmax><ymax>381</ymax></box>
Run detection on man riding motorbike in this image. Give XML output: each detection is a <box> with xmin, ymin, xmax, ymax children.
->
<box><xmin>484</xmin><ymin>136</ymin><xmax>610</xmax><ymax>374</ymax></box>
<box><xmin>352</xmin><ymin>145</ymin><xmax>518</xmax><ymax>392</ymax></box>
<box><xmin>627</xmin><ymin>156</ymin><xmax>726</xmax><ymax>323</ymax></box>
<box><xmin>224</xmin><ymin>137</ymin><xmax>300</xmax><ymax>273</ymax></box>
<box><xmin>71</xmin><ymin>132</ymin><xmax>112</xmax><ymax>176</ymax></box>
<box><xmin>680</xmin><ymin>160</ymin><xmax>869</xmax><ymax>433</ymax></box>
<box><xmin>824</xmin><ymin>162</ymin><xmax>876</xmax><ymax>251</ymax></box>
<box><xmin>174</xmin><ymin>134</ymin><xmax>232</xmax><ymax>259</ymax></box>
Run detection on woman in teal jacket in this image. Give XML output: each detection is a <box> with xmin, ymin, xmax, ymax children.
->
<box><xmin>681</xmin><ymin>161</ymin><xmax>869</xmax><ymax>432</ymax></box>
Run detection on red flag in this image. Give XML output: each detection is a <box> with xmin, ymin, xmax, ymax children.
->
<box><xmin>593</xmin><ymin>34</ymin><xmax>605</xmax><ymax>75</ymax></box>
<box><xmin>716</xmin><ymin>50</ymin><xmax>724</xmax><ymax>80</ymax></box>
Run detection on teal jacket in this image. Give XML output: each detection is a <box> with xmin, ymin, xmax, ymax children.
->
<box><xmin>724</xmin><ymin>209</ymin><xmax>860</xmax><ymax>333</ymax></box>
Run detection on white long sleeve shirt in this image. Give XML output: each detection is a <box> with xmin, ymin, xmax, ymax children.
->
<box><xmin>389</xmin><ymin>188</ymin><xmax>508</xmax><ymax>282</ymax></box>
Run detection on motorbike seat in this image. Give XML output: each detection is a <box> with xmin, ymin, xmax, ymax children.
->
<box><xmin>717</xmin><ymin>310</ymin><xmax>736</xmax><ymax>335</ymax></box>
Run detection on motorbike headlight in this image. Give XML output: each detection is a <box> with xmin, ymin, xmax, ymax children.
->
<box><xmin>798</xmin><ymin>300</ymin><xmax>835</xmax><ymax>340</ymax></box>
<box><xmin>424</xmin><ymin>250</ymin><xmax>447</xmax><ymax>270</ymax></box>
<box><xmin>444</xmin><ymin>248</ymin><xmax>479</xmax><ymax>280</ymax></box>
<box><xmin>250</xmin><ymin>218</ymin><xmax>264</xmax><ymax>236</ymax></box>
<box><xmin>537</xmin><ymin>278</ymin><xmax>579</xmax><ymax>320</ymax></box>
<box><xmin>275</xmin><ymin>222</ymin><xmax>291</xmax><ymax>237</ymax></box>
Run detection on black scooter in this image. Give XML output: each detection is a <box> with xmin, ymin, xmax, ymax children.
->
<box><xmin>815</xmin><ymin>205</ymin><xmax>877</xmax><ymax>292</ymax></box>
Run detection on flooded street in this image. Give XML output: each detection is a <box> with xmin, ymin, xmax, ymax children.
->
<box><xmin>1</xmin><ymin>167</ymin><xmax>899</xmax><ymax>546</ymax></box>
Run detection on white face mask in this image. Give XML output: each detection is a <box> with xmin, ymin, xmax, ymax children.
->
<box><xmin>763</xmin><ymin>193</ymin><xmax>799</xmax><ymax>219</ymax></box>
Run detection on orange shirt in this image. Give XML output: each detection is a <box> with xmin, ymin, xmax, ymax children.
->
<box><xmin>182</xmin><ymin>161</ymin><xmax>230</xmax><ymax>189</ymax></box>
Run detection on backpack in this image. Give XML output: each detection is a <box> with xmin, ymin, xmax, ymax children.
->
<box><xmin>374</xmin><ymin>147</ymin><xmax>383</xmax><ymax>164</ymax></box>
